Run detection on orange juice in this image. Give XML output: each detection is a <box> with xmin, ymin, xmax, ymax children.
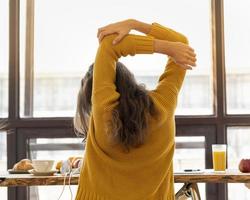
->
<box><xmin>213</xmin><ymin>151</ymin><xmax>226</xmax><ymax>171</ymax></box>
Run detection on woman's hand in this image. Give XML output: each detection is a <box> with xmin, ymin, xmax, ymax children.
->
<box><xmin>154</xmin><ymin>39</ymin><xmax>197</xmax><ymax>70</ymax></box>
<box><xmin>165</xmin><ymin>41</ymin><xmax>197</xmax><ymax>69</ymax></box>
<box><xmin>97</xmin><ymin>19</ymin><xmax>134</xmax><ymax>45</ymax></box>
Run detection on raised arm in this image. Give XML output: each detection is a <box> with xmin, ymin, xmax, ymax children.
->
<box><xmin>93</xmin><ymin>33</ymin><xmax>194</xmax><ymax>109</ymax></box>
<box><xmin>98</xmin><ymin>19</ymin><xmax>188</xmax><ymax>44</ymax></box>
<box><xmin>132</xmin><ymin>20</ymin><xmax>196</xmax><ymax>112</ymax></box>
<box><xmin>96</xmin><ymin>20</ymin><xmax>196</xmax><ymax>114</ymax></box>
<box><xmin>92</xmin><ymin>34</ymin><xmax>154</xmax><ymax>110</ymax></box>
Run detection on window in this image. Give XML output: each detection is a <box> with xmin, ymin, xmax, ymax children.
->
<box><xmin>227</xmin><ymin>127</ymin><xmax>250</xmax><ymax>200</ymax></box>
<box><xmin>224</xmin><ymin>1</ymin><xmax>250</xmax><ymax>197</ymax></box>
<box><xmin>224</xmin><ymin>0</ymin><xmax>250</xmax><ymax>114</ymax></box>
<box><xmin>29</xmin><ymin>186</ymin><xmax>78</xmax><ymax>200</ymax></box>
<box><xmin>28</xmin><ymin>138</ymin><xmax>84</xmax><ymax>160</ymax></box>
<box><xmin>6</xmin><ymin>0</ymin><xmax>250</xmax><ymax>199</ymax></box>
<box><xmin>174</xmin><ymin>136</ymin><xmax>206</xmax><ymax>199</ymax></box>
<box><xmin>28</xmin><ymin>138</ymin><xmax>84</xmax><ymax>200</ymax></box>
<box><xmin>0</xmin><ymin>131</ymin><xmax>7</xmax><ymax>200</ymax></box>
<box><xmin>20</xmin><ymin>0</ymin><xmax>213</xmax><ymax>117</ymax></box>
<box><xmin>0</xmin><ymin>0</ymin><xmax>9</xmax><ymax>117</ymax></box>
<box><xmin>0</xmin><ymin>0</ymin><xmax>9</xmax><ymax>197</ymax></box>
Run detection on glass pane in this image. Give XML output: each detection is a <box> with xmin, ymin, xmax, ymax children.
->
<box><xmin>0</xmin><ymin>131</ymin><xmax>7</xmax><ymax>200</ymax></box>
<box><xmin>225</xmin><ymin>0</ymin><xmax>250</xmax><ymax>114</ymax></box>
<box><xmin>227</xmin><ymin>127</ymin><xmax>250</xmax><ymax>200</ymax></box>
<box><xmin>0</xmin><ymin>0</ymin><xmax>9</xmax><ymax>117</ymax></box>
<box><xmin>29</xmin><ymin>186</ymin><xmax>78</xmax><ymax>200</ymax></box>
<box><xmin>28</xmin><ymin>138</ymin><xmax>84</xmax><ymax>160</ymax></box>
<box><xmin>174</xmin><ymin>136</ymin><xmax>206</xmax><ymax>200</ymax></box>
<box><xmin>28</xmin><ymin>138</ymin><xmax>84</xmax><ymax>200</ymax></box>
<box><xmin>20</xmin><ymin>0</ymin><xmax>26</xmax><ymax>117</ymax></box>
<box><xmin>20</xmin><ymin>0</ymin><xmax>212</xmax><ymax>117</ymax></box>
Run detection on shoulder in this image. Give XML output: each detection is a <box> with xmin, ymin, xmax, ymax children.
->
<box><xmin>148</xmin><ymin>91</ymin><xmax>175</xmax><ymax>122</ymax></box>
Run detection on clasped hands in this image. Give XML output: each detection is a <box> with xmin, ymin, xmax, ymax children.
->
<box><xmin>97</xmin><ymin>19</ymin><xmax>197</xmax><ymax>70</ymax></box>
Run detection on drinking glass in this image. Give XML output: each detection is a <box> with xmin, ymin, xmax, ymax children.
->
<box><xmin>212</xmin><ymin>144</ymin><xmax>227</xmax><ymax>172</ymax></box>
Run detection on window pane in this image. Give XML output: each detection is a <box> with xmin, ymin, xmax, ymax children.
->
<box><xmin>225</xmin><ymin>0</ymin><xmax>250</xmax><ymax>114</ymax></box>
<box><xmin>227</xmin><ymin>127</ymin><xmax>250</xmax><ymax>200</ymax></box>
<box><xmin>28</xmin><ymin>138</ymin><xmax>84</xmax><ymax>160</ymax></box>
<box><xmin>0</xmin><ymin>131</ymin><xmax>7</xmax><ymax>200</ymax></box>
<box><xmin>174</xmin><ymin>136</ymin><xmax>206</xmax><ymax>200</ymax></box>
<box><xmin>20</xmin><ymin>0</ymin><xmax>26</xmax><ymax>117</ymax></box>
<box><xmin>28</xmin><ymin>138</ymin><xmax>84</xmax><ymax>200</ymax></box>
<box><xmin>29</xmin><ymin>186</ymin><xmax>78</xmax><ymax>200</ymax></box>
<box><xmin>0</xmin><ymin>0</ymin><xmax>9</xmax><ymax>117</ymax></box>
<box><xmin>20</xmin><ymin>0</ymin><xmax>212</xmax><ymax>117</ymax></box>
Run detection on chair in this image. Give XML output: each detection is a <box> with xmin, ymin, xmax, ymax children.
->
<box><xmin>175</xmin><ymin>183</ymin><xmax>201</xmax><ymax>200</ymax></box>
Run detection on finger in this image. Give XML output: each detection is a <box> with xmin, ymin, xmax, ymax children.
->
<box><xmin>112</xmin><ymin>34</ymin><xmax>125</xmax><ymax>45</ymax></box>
<box><xmin>98</xmin><ymin>31</ymin><xmax>112</xmax><ymax>42</ymax></box>
<box><xmin>176</xmin><ymin>62</ymin><xmax>192</xmax><ymax>70</ymax></box>
<box><xmin>97</xmin><ymin>27</ymin><xmax>105</xmax><ymax>37</ymax></box>
<box><xmin>97</xmin><ymin>24</ymin><xmax>110</xmax><ymax>37</ymax></box>
<box><xmin>188</xmin><ymin>46</ymin><xmax>195</xmax><ymax>52</ymax></box>
<box><xmin>182</xmin><ymin>65</ymin><xmax>192</xmax><ymax>70</ymax></box>
<box><xmin>186</xmin><ymin>59</ymin><xmax>196</xmax><ymax>67</ymax></box>
<box><xmin>185</xmin><ymin>56</ymin><xmax>196</xmax><ymax>66</ymax></box>
<box><xmin>187</xmin><ymin>56</ymin><xmax>197</xmax><ymax>64</ymax></box>
<box><xmin>188</xmin><ymin>53</ymin><xmax>196</xmax><ymax>62</ymax></box>
<box><xmin>186</xmin><ymin>50</ymin><xmax>196</xmax><ymax>58</ymax></box>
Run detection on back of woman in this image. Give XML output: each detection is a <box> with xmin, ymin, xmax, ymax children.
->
<box><xmin>74</xmin><ymin>19</ymin><xmax>196</xmax><ymax>200</ymax></box>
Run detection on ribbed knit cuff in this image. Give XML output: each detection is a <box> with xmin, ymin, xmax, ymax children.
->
<box><xmin>148</xmin><ymin>22</ymin><xmax>188</xmax><ymax>44</ymax></box>
<box><xmin>148</xmin><ymin>22</ymin><xmax>167</xmax><ymax>39</ymax></box>
<box><xmin>131</xmin><ymin>34</ymin><xmax>154</xmax><ymax>54</ymax></box>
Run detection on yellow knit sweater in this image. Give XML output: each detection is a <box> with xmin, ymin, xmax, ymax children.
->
<box><xmin>75</xmin><ymin>23</ymin><xmax>187</xmax><ymax>200</ymax></box>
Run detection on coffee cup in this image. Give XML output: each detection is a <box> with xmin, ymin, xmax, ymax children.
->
<box><xmin>32</xmin><ymin>160</ymin><xmax>55</xmax><ymax>172</ymax></box>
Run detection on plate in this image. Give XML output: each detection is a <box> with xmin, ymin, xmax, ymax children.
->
<box><xmin>8</xmin><ymin>169</ymin><xmax>30</xmax><ymax>174</ymax></box>
<box><xmin>28</xmin><ymin>169</ymin><xmax>58</xmax><ymax>176</ymax></box>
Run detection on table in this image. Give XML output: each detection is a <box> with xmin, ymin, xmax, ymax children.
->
<box><xmin>1</xmin><ymin>169</ymin><xmax>250</xmax><ymax>187</ymax></box>
<box><xmin>1</xmin><ymin>170</ymin><xmax>250</xmax><ymax>200</ymax></box>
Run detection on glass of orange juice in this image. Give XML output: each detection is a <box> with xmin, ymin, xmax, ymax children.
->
<box><xmin>212</xmin><ymin>144</ymin><xmax>227</xmax><ymax>172</ymax></box>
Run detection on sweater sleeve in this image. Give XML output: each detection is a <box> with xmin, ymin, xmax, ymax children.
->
<box><xmin>147</xmin><ymin>23</ymin><xmax>188</xmax><ymax>113</ymax></box>
<box><xmin>92</xmin><ymin>34</ymin><xmax>154</xmax><ymax>111</ymax></box>
<box><xmin>147</xmin><ymin>22</ymin><xmax>188</xmax><ymax>43</ymax></box>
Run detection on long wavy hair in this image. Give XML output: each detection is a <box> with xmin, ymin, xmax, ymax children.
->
<box><xmin>74</xmin><ymin>62</ymin><xmax>156</xmax><ymax>152</ymax></box>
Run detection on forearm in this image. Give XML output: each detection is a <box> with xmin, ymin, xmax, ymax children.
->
<box><xmin>148</xmin><ymin>22</ymin><xmax>188</xmax><ymax>44</ymax></box>
<box><xmin>153</xmin><ymin>39</ymin><xmax>171</xmax><ymax>55</ymax></box>
<box><xmin>130</xmin><ymin>19</ymin><xmax>188</xmax><ymax>44</ymax></box>
<box><xmin>129</xmin><ymin>19</ymin><xmax>152</xmax><ymax>35</ymax></box>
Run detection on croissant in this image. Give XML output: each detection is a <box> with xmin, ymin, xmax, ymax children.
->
<box><xmin>13</xmin><ymin>159</ymin><xmax>34</xmax><ymax>171</ymax></box>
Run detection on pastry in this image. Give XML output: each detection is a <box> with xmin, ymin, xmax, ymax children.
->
<box><xmin>13</xmin><ymin>159</ymin><xmax>34</xmax><ymax>171</ymax></box>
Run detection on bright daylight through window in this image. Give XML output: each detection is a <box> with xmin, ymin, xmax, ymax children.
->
<box><xmin>20</xmin><ymin>0</ymin><xmax>212</xmax><ymax>117</ymax></box>
<box><xmin>0</xmin><ymin>0</ymin><xmax>9</xmax><ymax>118</ymax></box>
<box><xmin>224</xmin><ymin>0</ymin><xmax>250</xmax><ymax>114</ymax></box>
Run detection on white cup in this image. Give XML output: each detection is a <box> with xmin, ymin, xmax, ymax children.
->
<box><xmin>32</xmin><ymin>160</ymin><xmax>55</xmax><ymax>172</ymax></box>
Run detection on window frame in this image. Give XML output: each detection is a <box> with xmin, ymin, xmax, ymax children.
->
<box><xmin>1</xmin><ymin>0</ymin><xmax>250</xmax><ymax>199</ymax></box>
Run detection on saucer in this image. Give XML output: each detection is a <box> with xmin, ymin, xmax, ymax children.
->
<box><xmin>8</xmin><ymin>169</ymin><xmax>30</xmax><ymax>174</ymax></box>
<box><xmin>28</xmin><ymin>169</ymin><xmax>58</xmax><ymax>176</ymax></box>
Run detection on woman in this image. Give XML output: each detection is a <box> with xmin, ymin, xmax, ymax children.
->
<box><xmin>74</xmin><ymin>19</ymin><xmax>196</xmax><ymax>200</ymax></box>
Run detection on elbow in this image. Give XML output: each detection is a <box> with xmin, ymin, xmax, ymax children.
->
<box><xmin>97</xmin><ymin>34</ymin><xmax>118</xmax><ymax>58</ymax></box>
<box><xmin>99</xmin><ymin>34</ymin><xmax>117</xmax><ymax>49</ymax></box>
<box><xmin>98</xmin><ymin>34</ymin><xmax>123</xmax><ymax>59</ymax></box>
